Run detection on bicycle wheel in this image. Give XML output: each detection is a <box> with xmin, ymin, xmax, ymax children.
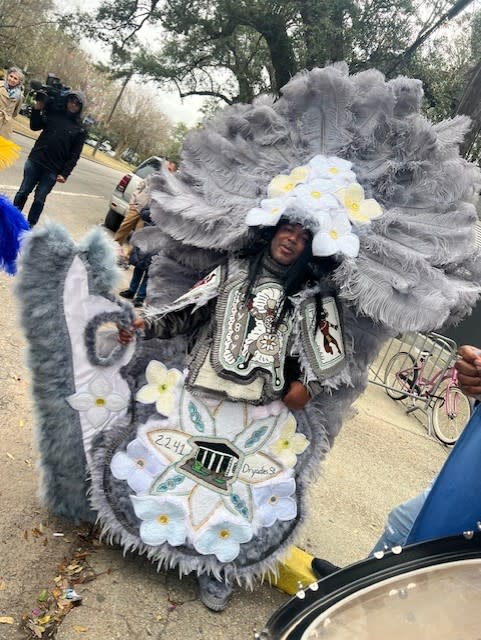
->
<box><xmin>432</xmin><ymin>386</ymin><xmax>472</xmax><ymax>445</ymax></box>
<box><xmin>383</xmin><ymin>352</ymin><xmax>417</xmax><ymax>400</ymax></box>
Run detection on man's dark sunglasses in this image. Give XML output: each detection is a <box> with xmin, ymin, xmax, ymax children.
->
<box><xmin>68</xmin><ymin>97</ymin><xmax>81</xmax><ymax>105</ymax></box>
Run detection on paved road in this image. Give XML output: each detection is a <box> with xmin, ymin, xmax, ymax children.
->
<box><xmin>0</xmin><ymin>147</ymin><xmax>448</xmax><ymax>639</ymax></box>
<box><xmin>0</xmin><ymin>133</ymin><xmax>124</xmax><ymax>233</ymax></box>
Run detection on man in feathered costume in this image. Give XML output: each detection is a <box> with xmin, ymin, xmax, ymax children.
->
<box><xmin>16</xmin><ymin>64</ymin><xmax>481</xmax><ymax>611</ymax></box>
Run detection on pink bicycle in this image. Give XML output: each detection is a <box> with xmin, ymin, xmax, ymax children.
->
<box><xmin>384</xmin><ymin>349</ymin><xmax>472</xmax><ymax>445</ymax></box>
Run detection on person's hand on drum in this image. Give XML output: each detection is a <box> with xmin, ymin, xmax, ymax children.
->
<box><xmin>455</xmin><ymin>345</ymin><xmax>481</xmax><ymax>397</ymax></box>
<box><xmin>118</xmin><ymin>317</ymin><xmax>145</xmax><ymax>345</ymax></box>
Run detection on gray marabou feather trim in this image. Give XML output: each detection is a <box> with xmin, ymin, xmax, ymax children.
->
<box><xmin>15</xmin><ymin>223</ymin><xmax>130</xmax><ymax>522</ymax></box>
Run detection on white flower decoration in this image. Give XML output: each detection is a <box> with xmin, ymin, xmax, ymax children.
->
<box><xmin>131</xmin><ymin>496</ymin><xmax>188</xmax><ymax>546</ymax></box>
<box><xmin>270</xmin><ymin>415</ymin><xmax>309</xmax><ymax>467</ymax></box>
<box><xmin>308</xmin><ymin>155</ymin><xmax>356</xmax><ymax>184</ymax></box>
<box><xmin>253</xmin><ymin>478</ymin><xmax>297</xmax><ymax>527</ymax></box>
<box><xmin>245</xmin><ymin>196</ymin><xmax>293</xmax><ymax>227</ymax></box>
<box><xmin>194</xmin><ymin>519</ymin><xmax>253</xmax><ymax>562</ymax></box>
<box><xmin>136</xmin><ymin>361</ymin><xmax>182</xmax><ymax>417</ymax></box>
<box><xmin>111</xmin><ymin>438</ymin><xmax>166</xmax><ymax>494</ymax></box>
<box><xmin>267</xmin><ymin>166</ymin><xmax>309</xmax><ymax>198</ymax></box>
<box><xmin>311</xmin><ymin>208</ymin><xmax>360</xmax><ymax>258</ymax></box>
<box><xmin>245</xmin><ymin>153</ymin><xmax>381</xmax><ymax>259</ymax></box>
<box><xmin>293</xmin><ymin>180</ymin><xmax>340</xmax><ymax>210</ymax></box>
<box><xmin>67</xmin><ymin>374</ymin><xmax>128</xmax><ymax>428</ymax></box>
<box><xmin>336</xmin><ymin>183</ymin><xmax>383</xmax><ymax>224</ymax></box>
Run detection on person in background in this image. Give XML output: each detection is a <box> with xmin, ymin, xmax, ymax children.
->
<box><xmin>13</xmin><ymin>89</ymin><xmax>86</xmax><ymax>227</ymax></box>
<box><xmin>311</xmin><ymin>344</ymin><xmax>481</xmax><ymax>579</ymax></box>
<box><xmin>113</xmin><ymin>179</ymin><xmax>149</xmax><ymax>266</ymax></box>
<box><xmin>166</xmin><ymin>158</ymin><xmax>177</xmax><ymax>173</ymax></box>
<box><xmin>114</xmin><ymin>159</ymin><xmax>177</xmax><ymax>265</ymax></box>
<box><xmin>118</xmin><ymin>205</ymin><xmax>154</xmax><ymax>306</ymax></box>
<box><xmin>0</xmin><ymin>66</ymin><xmax>24</xmax><ymax>140</ymax></box>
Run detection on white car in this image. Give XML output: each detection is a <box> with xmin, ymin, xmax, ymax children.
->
<box><xmin>104</xmin><ymin>156</ymin><xmax>163</xmax><ymax>231</ymax></box>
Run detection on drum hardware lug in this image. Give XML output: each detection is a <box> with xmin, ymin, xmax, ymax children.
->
<box><xmin>296</xmin><ymin>581</ymin><xmax>306</xmax><ymax>599</ymax></box>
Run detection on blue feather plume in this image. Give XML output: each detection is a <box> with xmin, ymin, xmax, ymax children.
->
<box><xmin>0</xmin><ymin>194</ymin><xmax>29</xmax><ymax>275</ymax></box>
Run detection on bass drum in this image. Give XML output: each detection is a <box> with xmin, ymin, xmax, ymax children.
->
<box><xmin>261</xmin><ymin>533</ymin><xmax>481</xmax><ymax>639</ymax></box>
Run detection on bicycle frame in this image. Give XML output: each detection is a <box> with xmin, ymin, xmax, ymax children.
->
<box><xmin>395</xmin><ymin>354</ymin><xmax>447</xmax><ymax>399</ymax></box>
<box><xmin>393</xmin><ymin>353</ymin><xmax>467</xmax><ymax>440</ymax></box>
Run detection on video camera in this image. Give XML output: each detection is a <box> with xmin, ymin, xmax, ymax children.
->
<box><xmin>30</xmin><ymin>73</ymin><xmax>71</xmax><ymax>112</ymax></box>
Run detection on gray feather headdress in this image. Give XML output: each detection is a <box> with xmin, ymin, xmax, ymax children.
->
<box><xmin>141</xmin><ymin>63</ymin><xmax>481</xmax><ymax>333</ymax></box>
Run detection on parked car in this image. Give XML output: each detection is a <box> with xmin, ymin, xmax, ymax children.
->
<box><xmin>104</xmin><ymin>156</ymin><xmax>163</xmax><ymax>231</ymax></box>
<box><xmin>84</xmin><ymin>138</ymin><xmax>98</xmax><ymax>147</ymax></box>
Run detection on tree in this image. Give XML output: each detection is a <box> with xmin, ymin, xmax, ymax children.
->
<box><xmin>0</xmin><ymin>0</ymin><xmax>55</xmax><ymax>68</ymax></box>
<box><xmin>159</xmin><ymin>122</ymin><xmax>190</xmax><ymax>164</ymax></box>
<box><xmin>107</xmin><ymin>85</ymin><xmax>173</xmax><ymax>159</ymax></box>
<box><xmin>67</xmin><ymin>0</ymin><xmax>477</xmax><ymax>105</ymax></box>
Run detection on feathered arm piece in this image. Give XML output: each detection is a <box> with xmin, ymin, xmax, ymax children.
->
<box><xmin>0</xmin><ymin>135</ymin><xmax>21</xmax><ymax>169</ymax></box>
<box><xmin>0</xmin><ymin>195</ymin><xmax>29</xmax><ymax>274</ymax></box>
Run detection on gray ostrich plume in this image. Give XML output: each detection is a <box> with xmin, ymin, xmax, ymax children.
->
<box><xmin>139</xmin><ymin>63</ymin><xmax>481</xmax><ymax>333</ymax></box>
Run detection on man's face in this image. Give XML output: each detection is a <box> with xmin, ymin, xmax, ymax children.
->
<box><xmin>7</xmin><ymin>71</ymin><xmax>21</xmax><ymax>88</ymax></box>
<box><xmin>167</xmin><ymin>160</ymin><xmax>177</xmax><ymax>173</ymax></box>
<box><xmin>270</xmin><ymin>223</ymin><xmax>310</xmax><ymax>266</ymax></box>
<box><xmin>66</xmin><ymin>96</ymin><xmax>82</xmax><ymax>114</ymax></box>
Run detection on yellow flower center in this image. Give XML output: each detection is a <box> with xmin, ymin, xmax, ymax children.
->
<box><xmin>135</xmin><ymin>458</ymin><xmax>145</xmax><ymax>468</ymax></box>
<box><xmin>350</xmin><ymin>202</ymin><xmax>360</xmax><ymax>212</ymax></box>
<box><xmin>158</xmin><ymin>383</ymin><xmax>168</xmax><ymax>393</ymax></box>
<box><xmin>271</xmin><ymin>207</ymin><xmax>280</xmax><ymax>214</ymax></box>
<box><xmin>158</xmin><ymin>515</ymin><xmax>169</xmax><ymax>525</ymax></box>
<box><xmin>328</xmin><ymin>167</ymin><xmax>339</xmax><ymax>174</ymax></box>
<box><xmin>219</xmin><ymin>529</ymin><xmax>230</xmax><ymax>539</ymax></box>
<box><xmin>311</xmin><ymin>191</ymin><xmax>321</xmax><ymax>199</ymax></box>
<box><xmin>284</xmin><ymin>183</ymin><xmax>294</xmax><ymax>191</ymax></box>
<box><xmin>282</xmin><ymin>439</ymin><xmax>290</xmax><ymax>448</ymax></box>
<box><xmin>330</xmin><ymin>230</ymin><xmax>338</xmax><ymax>240</ymax></box>
<box><xmin>95</xmin><ymin>398</ymin><xmax>105</xmax><ymax>406</ymax></box>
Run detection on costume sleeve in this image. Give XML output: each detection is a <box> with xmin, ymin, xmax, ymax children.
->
<box><xmin>29</xmin><ymin>108</ymin><xmax>46</xmax><ymax>131</ymax></box>
<box><xmin>143</xmin><ymin>303</ymin><xmax>212</xmax><ymax>340</ymax></box>
<box><xmin>61</xmin><ymin>128</ymin><xmax>87</xmax><ymax>178</ymax></box>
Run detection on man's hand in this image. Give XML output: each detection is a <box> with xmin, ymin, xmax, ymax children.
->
<box><xmin>283</xmin><ymin>381</ymin><xmax>310</xmax><ymax>410</ymax></box>
<box><xmin>455</xmin><ymin>345</ymin><xmax>481</xmax><ymax>397</ymax></box>
<box><xmin>56</xmin><ymin>175</ymin><xmax>66</xmax><ymax>183</ymax></box>
<box><xmin>118</xmin><ymin>317</ymin><xmax>145</xmax><ymax>345</ymax></box>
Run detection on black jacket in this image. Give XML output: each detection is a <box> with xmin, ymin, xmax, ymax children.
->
<box><xmin>28</xmin><ymin>91</ymin><xmax>87</xmax><ymax>178</ymax></box>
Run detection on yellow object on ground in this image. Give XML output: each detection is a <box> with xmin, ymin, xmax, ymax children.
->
<box><xmin>273</xmin><ymin>546</ymin><xmax>317</xmax><ymax>595</ymax></box>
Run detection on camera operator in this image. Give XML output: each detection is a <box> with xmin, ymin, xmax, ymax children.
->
<box><xmin>13</xmin><ymin>89</ymin><xmax>87</xmax><ymax>227</ymax></box>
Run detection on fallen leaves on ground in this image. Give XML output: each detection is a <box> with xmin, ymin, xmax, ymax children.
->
<box><xmin>21</xmin><ymin>524</ymin><xmax>103</xmax><ymax>639</ymax></box>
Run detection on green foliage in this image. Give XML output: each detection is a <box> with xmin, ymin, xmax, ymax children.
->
<box><xmin>70</xmin><ymin>0</ymin><xmax>477</xmax><ymax>103</ymax></box>
<box><xmin>159</xmin><ymin>122</ymin><xmax>191</xmax><ymax>164</ymax></box>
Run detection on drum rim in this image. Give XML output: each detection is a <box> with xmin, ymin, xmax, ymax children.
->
<box><xmin>263</xmin><ymin>532</ymin><xmax>481</xmax><ymax>639</ymax></box>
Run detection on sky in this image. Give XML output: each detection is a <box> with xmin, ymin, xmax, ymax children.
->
<box><xmin>54</xmin><ymin>0</ymin><xmax>204</xmax><ymax>127</ymax></box>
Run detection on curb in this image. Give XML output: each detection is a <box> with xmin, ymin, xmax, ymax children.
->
<box><xmin>273</xmin><ymin>546</ymin><xmax>317</xmax><ymax>595</ymax></box>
